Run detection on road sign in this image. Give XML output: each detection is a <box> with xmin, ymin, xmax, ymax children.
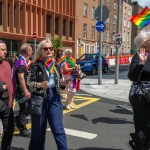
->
<box><xmin>95</xmin><ymin>6</ymin><xmax>109</xmax><ymax>22</ymax></box>
<box><xmin>96</xmin><ymin>21</ymin><xmax>106</xmax><ymax>32</ymax></box>
<box><xmin>116</xmin><ymin>33</ymin><xmax>122</xmax><ymax>47</ymax></box>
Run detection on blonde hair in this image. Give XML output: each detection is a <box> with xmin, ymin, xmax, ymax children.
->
<box><xmin>34</xmin><ymin>38</ymin><xmax>53</xmax><ymax>61</ymax></box>
<box><xmin>20</xmin><ymin>43</ymin><xmax>31</xmax><ymax>54</ymax></box>
<box><xmin>64</xmin><ymin>49</ymin><xmax>72</xmax><ymax>54</ymax></box>
<box><xmin>134</xmin><ymin>30</ymin><xmax>150</xmax><ymax>49</ymax></box>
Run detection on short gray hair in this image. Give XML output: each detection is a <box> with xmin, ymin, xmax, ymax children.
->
<box><xmin>64</xmin><ymin>49</ymin><xmax>72</xmax><ymax>54</ymax></box>
<box><xmin>34</xmin><ymin>38</ymin><xmax>53</xmax><ymax>61</ymax></box>
<box><xmin>20</xmin><ymin>43</ymin><xmax>32</xmax><ymax>54</ymax></box>
<box><xmin>134</xmin><ymin>30</ymin><xmax>150</xmax><ymax>49</ymax></box>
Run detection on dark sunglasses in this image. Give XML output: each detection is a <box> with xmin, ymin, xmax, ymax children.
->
<box><xmin>42</xmin><ymin>47</ymin><xmax>53</xmax><ymax>51</ymax></box>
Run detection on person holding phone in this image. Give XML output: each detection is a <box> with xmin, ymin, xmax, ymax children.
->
<box><xmin>128</xmin><ymin>30</ymin><xmax>150</xmax><ymax>150</ymax></box>
<box><xmin>27</xmin><ymin>39</ymin><xmax>68</xmax><ymax>150</ymax></box>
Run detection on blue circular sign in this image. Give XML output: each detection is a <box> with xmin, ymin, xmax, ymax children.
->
<box><xmin>96</xmin><ymin>21</ymin><xmax>106</xmax><ymax>32</ymax></box>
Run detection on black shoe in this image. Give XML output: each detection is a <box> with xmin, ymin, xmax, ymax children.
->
<box><xmin>128</xmin><ymin>140</ymin><xmax>135</xmax><ymax>150</ymax></box>
<box><xmin>20</xmin><ymin>129</ymin><xmax>30</xmax><ymax>137</ymax></box>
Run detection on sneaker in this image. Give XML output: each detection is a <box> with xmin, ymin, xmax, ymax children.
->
<box><xmin>20</xmin><ymin>129</ymin><xmax>30</xmax><ymax>137</ymax></box>
<box><xmin>65</xmin><ymin>102</ymin><xmax>70</xmax><ymax>110</ymax></box>
<box><xmin>69</xmin><ymin>104</ymin><xmax>75</xmax><ymax>109</ymax></box>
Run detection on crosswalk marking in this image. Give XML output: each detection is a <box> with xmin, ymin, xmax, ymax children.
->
<box><xmin>47</xmin><ymin>128</ymin><xmax>97</xmax><ymax>139</ymax></box>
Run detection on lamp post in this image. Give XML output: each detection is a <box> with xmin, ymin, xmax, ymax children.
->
<box><xmin>115</xmin><ymin>0</ymin><xmax>121</xmax><ymax>84</ymax></box>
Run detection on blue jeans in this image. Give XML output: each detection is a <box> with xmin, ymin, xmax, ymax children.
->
<box><xmin>29</xmin><ymin>88</ymin><xmax>68</xmax><ymax>150</ymax></box>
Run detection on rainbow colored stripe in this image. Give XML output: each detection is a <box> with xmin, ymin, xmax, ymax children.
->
<box><xmin>58</xmin><ymin>56</ymin><xmax>66</xmax><ymax>67</ymax></box>
<box><xmin>130</xmin><ymin>6</ymin><xmax>150</xmax><ymax>28</ymax></box>
<box><xmin>40</xmin><ymin>57</ymin><xmax>55</xmax><ymax>74</ymax></box>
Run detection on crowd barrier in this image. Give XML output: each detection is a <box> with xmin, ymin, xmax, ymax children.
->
<box><xmin>106</xmin><ymin>55</ymin><xmax>134</xmax><ymax>66</ymax></box>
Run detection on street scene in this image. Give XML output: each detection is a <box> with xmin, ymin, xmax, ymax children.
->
<box><xmin>9</xmin><ymin>65</ymin><xmax>133</xmax><ymax>150</ymax></box>
<box><xmin>0</xmin><ymin>0</ymin><xmax>150</xmax><ymax>150</ymax></box>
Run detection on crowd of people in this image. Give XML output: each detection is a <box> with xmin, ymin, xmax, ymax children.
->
<box><xmin>0</xmin><ymin>39</ymin><xmax>85</xmax><ymax>150</ymax></box>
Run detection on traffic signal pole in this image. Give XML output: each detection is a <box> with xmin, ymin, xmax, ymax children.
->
<box><xmin>98</xmin><ymin>0</ymin><xmax>103</xmax><ymax>85</ymax></box>
<box><xmin>115</xmin><ymin>0</ymin><xmax>121</xmax><ymax>84</ymax></box>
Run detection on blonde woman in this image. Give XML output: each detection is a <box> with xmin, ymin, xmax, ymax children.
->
<box><xmin>27</xmin><ymin>39</ymin><xmax>68</xmax><ymax>150</ymax></box>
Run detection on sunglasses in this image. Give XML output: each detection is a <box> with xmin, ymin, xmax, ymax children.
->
<box><xmin>42</xmin><ymin>47</ymin><xmax>53</xmax><ymax>51</ymax></box>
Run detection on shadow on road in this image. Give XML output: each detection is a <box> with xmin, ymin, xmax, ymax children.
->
<box><xmin>75</xmin><ymin>148</ymin><xmax>123</xmax><ymax>150</ymax></box>
<box><xmin>70</xmin><ymin>114</ymin><xmax>89</xmax><ymax>121</ymax></box>
<box><xmin>109</xmin><ymin>108</ymin><xmax>132</xmax><ymax>115</ymax></box>
<box><xmin>10</xmin><ymin>147</ymin><xmax>25</xmax><ymax>150</ymax></box>
<box><xmin>92</xmin><ymin>117</ymin><xmax>133</xmax><ymax>124</ymax></box>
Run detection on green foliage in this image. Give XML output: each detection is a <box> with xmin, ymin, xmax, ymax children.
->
<box><xmin>51</xmin><ymin>38</ymin><xmax>62</xmax><ymax>51</ymax></box>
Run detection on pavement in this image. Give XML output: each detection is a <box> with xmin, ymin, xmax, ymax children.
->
<box><xmin>80</xmin><ymin>70</ymin><xmax>132</xmax><ymax>103</ymax></box>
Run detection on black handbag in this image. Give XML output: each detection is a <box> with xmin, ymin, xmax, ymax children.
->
<box><xmin>29</xmin><ymin>95</ymin><xmax>43</xmax><ymax>115</ymax></box>
<box><xmin>139</xmin><ymin>83</ymin><xmax>150</xmax><ymax>104</ymax></box>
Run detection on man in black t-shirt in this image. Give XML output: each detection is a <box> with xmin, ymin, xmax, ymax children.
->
<box><xmin>13</xmin><ymin>43</ymin><xmax>33</xmax><ymax>137</ymax></box>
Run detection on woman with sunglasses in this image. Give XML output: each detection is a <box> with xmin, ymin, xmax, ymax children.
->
<box><xmin>27</xmin><ymin>39</ymin><xmax>68</xmax><ymax>150</ymax></box>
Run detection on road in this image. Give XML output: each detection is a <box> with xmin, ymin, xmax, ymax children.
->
<box><xmin>1</xmin><ymin>65</ymin><xmax>133</xmax><ymax>150</ymax></box>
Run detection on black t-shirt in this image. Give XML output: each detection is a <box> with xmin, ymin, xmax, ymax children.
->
<box><xmin>15</xmin><ymin>65</ymin><xmax>28</xmax><ymax>98</ymax></box>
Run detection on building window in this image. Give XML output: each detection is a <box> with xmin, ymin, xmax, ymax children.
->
<box><xmin>128</xmin><ymin>21</ymin><xmax>130</xmax><ymax>28</ymax></box>
<box><xmin>55</xmin><ymin>17</ymin><xmax>59</xmax><ymax>34</ymax></box>
<box><xmin>91</xmin><ymin>45</ymin><xmax>95</xmax><ymax>53</ymax></box>
<box><xmin>91</xmin><ymin>26</ymin><xmax>95</xmax><ymax>40</ymax></box>
<box><xmin>0</xmin><ymin>2</ymin><xmax>2</xmax><ymax>25</ymax></box>
<box><xmin>86</xmin><ymin>44</ymin><xmax>90</xmax><ymax>53</ymax></box>
<box><xmin>46</xmin><ymin>15</ymin><xmax>51</xmax><ymax>33</ymax></box>
<box><xmin>69</xmin><ymin>21</ymin><xmax>73</xmax><ymax>37</ymax></box>
<box><xmin>14</xmin><ymin>5</ymin><xmax>16</xmax><ymax>27</ymax></box>
<box><xmin>106</xmin><ymin>17</ymin><xmax>109</xmax><ymax>23</ymax></box>
<box><xmin>83</xmin><ymin>23</ymin><xmax>87</xmax><ymax>39</ymax></box>
<box><xmin>124</xmin><ymin>7</ymin><xmax>126</xmax><ymax>14</ymax></box>
<box><xmin>106</xmin><ymin>30</ymin><xmax>109</xmax><ymax>42</ymax></box>
<box><xmin>92</xmin><ymin>6</ymin><xmax>95</xmax><ymax>19</ymax></box>
<box><xmin>107</xmin><ymin>0</ymin><xmax>110</xmax><ymax>6</ymax></box>
<box><xmin>123</xmin><ymin>31</ymin><xmax>126</xmax><ymax>41</ymax></box>
<box><xmin>124</xmin><ymin>18</ymin><xmax>126</xmax><ymax>27</ymax></box>
<box><xmin>114</xmin><ymin>2</ymin><xmax>116</xmax><ymax>9</ymax></box>
<box><xmin>128</xmin><ymin>9</ymin><xmax>131</xmax><ymax>16</ymax></box>
<box><xmin>63</xmin><ymin>19</ymin><xmax>66</xmax><ymax>36</ymax></box>
<box><xmin>83</xmin><ymin>3</ymin><xmax>88</xmax><ymax>17</ymax></box>
<box><xmin>127</xmin><ymin>32</ymin><xmax>129</xmax><ymax>43</ymax></box>
<box><xmin>113</xmin><ymin>15</ymin><xmax>117</xmax><ymax>24</ymax></box>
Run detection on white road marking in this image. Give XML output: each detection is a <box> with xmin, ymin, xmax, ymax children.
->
<box><xmin>47</xmin><ymin>128</ymin><xmax>97</xmax><ymax>139</ymax></box>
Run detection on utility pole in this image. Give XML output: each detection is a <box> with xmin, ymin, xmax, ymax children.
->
<box><xmin>98</xmin><ymin>0</ymin><xmax>103</xmax><ymax>85</ymax></box>
<box><xmin>115</xmin><ymin>0</ymin><xmax>121</xmax><ymax>84</ymax></box>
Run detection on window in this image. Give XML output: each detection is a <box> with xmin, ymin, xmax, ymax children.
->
<box><xmin>46</xmin><ymin>15</ymin><xmax>51</xmax><ymax>33</ymax></box>
<box><xmin>91</xmin><ymin>26</ymin><xmax>95</xmax><ymax>40</ymax></box>
<box><xmin>63</xmin><ymin>19</ymin><xmax>66</xmax><ymax>36</ymax></box>
<box><xmin>127</xmin><ymin>32</ymin><xmax>129</xmax><ymax>43</ymax></box>
<box><xmin>128</xmin><ymin>21</ymin><xmax>130</xmax><ymax>28</ymax></box>
<box><xmin>106</xmin><ymin>17</ymin><xmax>109</xmax><ymax>23</ymax></box>
<box><xmin>0</xmin><ymin>2</ymin><xmax>2</xmax><ymax>25</ymax></box>
<box><xmin>83</xmin><ymin>3</ymin><xmax>88</xmax><ymax>17</ymax></box>
<box><xmin>91</xmin><ymin>45</ymin><xmax>95</xmax><ymax>53</ymax></box>
<box><xmin>92</xmin><ymin>6</ymin><xmax>95</xmax><ymax>19</ymax></box>
<box><xmin>55</xmin><ymin>17</ymin><xmax>59</xmax><ymax>34</ymax></box>
<box><xmin>106</xmin><ymin>30</ymin><xmax>109</xmax><ymax>42</ymax></box>
<box><xmin>69</xmin><ymin>21</ymin><xmax>73</xmax><ymax>37</ymax></box>
<box><xmin>114</xmin><ymin>2</ymin><xmax>116</xmax><ymax>9</ymax></box>
<box><xmin>86</xmin><ymin>44</ymin><xmax>90</xmax><ymax>53</ymax></box>
<box><xmin>124</xmin><ymin>7</ymin><xmax>126</xmax><ymax>14</ymax></box>
<box><xmin>124</xmin><ymin>18</ymin><xmax>126</xmax><ymax>27</ymax></box>
<box><xmin>83</xmin><ymin>24</ymin><xmax>87</xmax><ymax>39</ymax></box>
<box><xmin>107</xmin><ymin>0</ymin><xmax>110</xmax><ymax>6</ymax></box>
<box><xmin>123</xmin><ymin>31</ymin><xmax>126</xmax><ymax>41</ymax></box>
<box><xmin>14</xmin><ymin>5</ymin><xmax>16</xmax><ymax>27</ymax></box>
<box><xmin>128</xmin><ymin>9</ymin><xmax>131</xmax><ymax>16</ymax></box>
<box><xmin>113</xmin><ymin>15</ymin><xmax>117</xmax><ymax>24</ymax></box>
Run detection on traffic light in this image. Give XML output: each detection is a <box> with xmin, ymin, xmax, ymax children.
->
<box><xmin>116</xmin><ymin>33</ymin><xmax>122</xmax><ymax>47</ymax></box>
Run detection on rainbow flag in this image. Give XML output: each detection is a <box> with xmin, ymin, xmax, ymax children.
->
<box><xmin>130</xmin><ymin>6</ymin><xmax>150</xmax><ymax>28</ymax></box>
<box><xmin>58</xmin><ymin>56</ymin><xmax>66</xmax><ymax>67</ymax></box>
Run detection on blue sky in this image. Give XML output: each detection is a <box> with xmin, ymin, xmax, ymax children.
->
<box><xmin>136</xmin><ymin>0</ymin><xmax>150</xmax><ymax>7</ymax></box>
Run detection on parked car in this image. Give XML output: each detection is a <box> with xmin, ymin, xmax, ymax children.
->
<box><xmin>76</xmin><ymin>53</ymin><xmax>108</xmax><ymax>75</ymax></box>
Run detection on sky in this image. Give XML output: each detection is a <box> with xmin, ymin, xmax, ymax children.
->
<box><xmin>136</xmin><ymin>0</ymin><xmax>150</xmax><ymax>8</ymax></box>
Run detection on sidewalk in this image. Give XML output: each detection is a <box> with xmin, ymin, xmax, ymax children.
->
<box><xmin>80</xmin><ymin>71</ymin><xmax>132</xmax><ymax>102</ymax></box>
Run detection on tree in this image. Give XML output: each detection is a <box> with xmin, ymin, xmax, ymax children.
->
<box><xmin>51</xmin><ymin>38</ymin><xmax>62</xmax><ymax>52</ymax></box>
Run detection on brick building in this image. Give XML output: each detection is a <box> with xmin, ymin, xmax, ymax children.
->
<box><xmin>0</xmin><ymin>0</ymin><xmax>75</xmax><ymax>56</ymax></box>
<box><xmin>75</xmin><ymin>0</ymin><xmax>99</xmax><ymax>58</ymax></box>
